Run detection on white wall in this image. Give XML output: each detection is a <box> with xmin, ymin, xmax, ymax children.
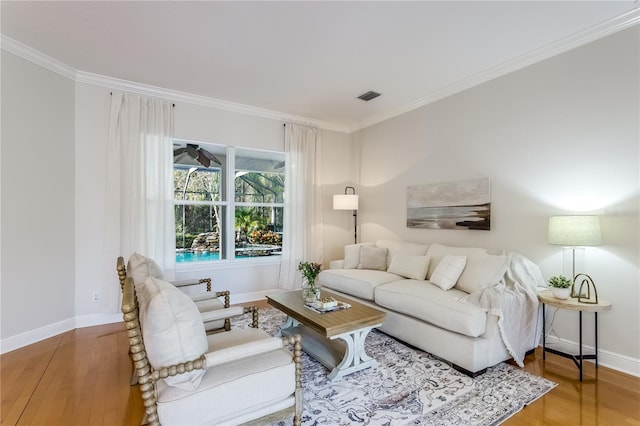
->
<box><xmin>347</xmin><ymin>27</ymin><xmax>639</xmax><ymax>373</ymax></box>
<box><xmin>3</xmin><ymin>25</ymin><xmax>636</xmax><ymax>377</ymax></box>
<box><xmin>1</xmin><ymin>52</ymin><xmax>76</xmax><ymax>345</ymax></box>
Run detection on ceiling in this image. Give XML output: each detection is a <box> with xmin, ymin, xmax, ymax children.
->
<box><xmin>2</xmin><ymin>1</ymin><xmax>638</xmax><ymax>132</ymax></box>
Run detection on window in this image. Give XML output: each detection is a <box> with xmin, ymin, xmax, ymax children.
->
<box><xmin>234</xmin><ymin>147</ymin><xmax>284</xmax><ymax>258</ymax></box>
<box><xmin>173</xmin><ymin>141</ymin><xmax>284</xmax><ymax>263</ymax></box>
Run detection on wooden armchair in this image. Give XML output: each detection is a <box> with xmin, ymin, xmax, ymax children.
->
<box><xmin>121</xmin><ymin>275</ymin><xmax>302</xmax><ymax>426</ymax></box>
<box><xmin>117</xmin><ymin>254</ymin><xmax>258</xmax><ymax>333</ymax></box>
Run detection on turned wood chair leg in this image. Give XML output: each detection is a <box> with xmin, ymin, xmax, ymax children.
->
<box><xmin>244</xmin><ymin>306</ymin><xmax>259</xmax><ymax>328</ymax></box>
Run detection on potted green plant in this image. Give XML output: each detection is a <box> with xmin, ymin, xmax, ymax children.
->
<box><xmin>298</xmin><ymin>261</ymin><xmax>322</xmax><ymax>303</ymax></box>
<box><xmin>548</xmin><ymin>275</ymin><xmax>572</xmax><ymax>300</ymax></box>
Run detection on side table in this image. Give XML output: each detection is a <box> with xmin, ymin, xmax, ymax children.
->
<box><xmin>538</xmin><ymin>289</ymin><xmax>611</xmax><ymax>381</ymax></box>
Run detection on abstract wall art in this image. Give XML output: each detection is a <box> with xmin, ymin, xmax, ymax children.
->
<box><xmin>407</xmin><ymin>178</ymin><xmax>491</xmax><ymax>230</ymax></box>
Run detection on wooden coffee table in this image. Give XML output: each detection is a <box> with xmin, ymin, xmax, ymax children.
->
<box><xmin>267</xmin><ymin>289</ymin><xmax>386</xmax><ymax>380</ymax></box>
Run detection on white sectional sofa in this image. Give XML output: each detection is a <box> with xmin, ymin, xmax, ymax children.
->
<box><xmin>318</xmin><ymin>240</ymin><xmax>544</xmax><ymax>376</ymax></box>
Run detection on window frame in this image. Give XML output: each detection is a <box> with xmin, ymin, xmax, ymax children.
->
<box><xmin>173</xmin><ymin>140</ymin><xmax>285</xmax><ymax>270</ymax></box>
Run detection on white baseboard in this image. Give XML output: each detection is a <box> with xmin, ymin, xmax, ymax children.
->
<box><xmin>75</xmin><ymin>313</ymin><xmax>123</xmax><ymax>329</ymax></box>
<box><xmin>543</xmin><ymin>335</ymin><xmax>640</xmax><ymax>377</ymax></box>
<box><xmin>16</xmin><ymin>291</ymin><xmax>635</xmax><ymax>378</ymax></box>
<box><xmin>1</xmin><ymin>317</ymin><xmax>76</xmax><ymax>354</ymax></box>
<box><xmin>0</xmin><ymin>291</ymin><xmax>276</xmax><ymax>354</ymax></box>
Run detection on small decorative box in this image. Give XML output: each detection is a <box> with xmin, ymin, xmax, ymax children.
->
<box><xmin>316</xmin><ymin>297</ymin><xmax>338</xmax><ymax>310</ymax></box>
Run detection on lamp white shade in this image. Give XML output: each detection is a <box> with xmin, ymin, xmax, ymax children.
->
<box><xmin>333</xmin><ymin>194</ymin><xmax>359</xmax><ymax>210</ymax></box>
<box><xmin>548</xmin><ymin>216</ymin><xmax>602</xmax><ymax>246</ymax></box>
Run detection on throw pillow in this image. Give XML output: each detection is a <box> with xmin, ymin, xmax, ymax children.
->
<box><xmin>141</xmin><ymin>277</ymin><xmax>208</xmax><ymax>390</ymax></box>
<box><xmin>344</xmin><ymin>244</ymin><xmax>362</xmax><ymax>269</ymax></box>
<box><xmin>127</xmin><ymin>252</ymin><xmax>166</xmax><ymax>283</ymax></box>
<box><xmin>455</xmin><ymin>253</ymin><xmax>508</xmax><ymax>294</ymax></box>
<box><xmin>127</xmin><ymin>252</ymin><xmax>167</xmax><ymax>311</ymax></box>
<box><xmin>358</xmin><ymin>246</ymin><xmax>388</xmax><ymax>271</ymax></box>
<box><xmin>376</xmin><ymin>240</ymin><xmax>429</xmax><ymax>269</ymax></box>
<box><xmin>430</xmin><ymin>255</ymin><xmax>467</xmax><ymax>290</ymax></box>
<box><xmin>387</xmin><ymin>254</ymin><xmax>431</xmax><ymax>280</ymax></box>
<box><xmin>425</xmin><ymin>243</ymin><xmax>487</xmax><ymax>279</ymax></box>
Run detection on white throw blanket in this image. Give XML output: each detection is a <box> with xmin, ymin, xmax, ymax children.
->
<box><xmin>463</xmin><ymin>253</ymin><xmax>545</xmax><ymax>367</ymax></box>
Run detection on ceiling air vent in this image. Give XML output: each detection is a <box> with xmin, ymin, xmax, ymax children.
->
<box><xmin>357</xmin><ymin>91</ymin><xmax>381</xmax><ymax>101</ymax></box>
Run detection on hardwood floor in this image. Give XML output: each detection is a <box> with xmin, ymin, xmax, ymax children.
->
<box><xmin>2</xmin><ymin>302</ymin><xmax>639</xmax><ymax>425</ymax></box>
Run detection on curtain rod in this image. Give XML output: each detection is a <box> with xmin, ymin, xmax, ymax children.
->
<box><xmin>110</xmin><ymin>92</ymin><xmax>175</xmax><ymax>107</ymax></box>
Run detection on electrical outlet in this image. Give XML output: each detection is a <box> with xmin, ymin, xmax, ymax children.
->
<box><xmin>93</xmin><ymin>292</ymin><xmax>99</xmax><ymax>301</ymax></box>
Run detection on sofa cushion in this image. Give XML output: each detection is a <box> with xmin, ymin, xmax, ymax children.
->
<box><xmin>376</xmin><ymin>240</ymin><xmax>429</xmax><ymax>269</ymax></box>
<box><xmin>374</xmin><ymin>280</ymin><xmax>488</xmax><ymax>337</ymax></box>
<box><xmin>358</xmin><ymin>246</ymin><xmax>388</xmax><ymax>271</ymax></box>
<box><xmin>319</xmin><ymin>269</ymin><xmax>403</xmax><ymax>301</ymax></box>
<box><xmin>343</xmin><ymin>243</ymin><xmax>374</xmax><ymax>269</ymax></box>
<box><xmin>142</xmin><ymin>277</ymin><xmax>208</xmax><ymax>390</ymax></box>
<box><xmin>387</xmin><ymin>254</ymin><xmax>430</xmax><ymax>280</ymax></box>
<box><xmin>455</xmin><ymin>253</ymin><xmax>508</xmax><ymax>294</ymax></box>
<box><xmin>430</xmin><ymin>255</ymin><xmax>466</xmax><ymax>290</ymax></box>
<box><xmin>426</xmin><ymin>243</ymin><xmax>488</xmax><ymax>279</ymax></box>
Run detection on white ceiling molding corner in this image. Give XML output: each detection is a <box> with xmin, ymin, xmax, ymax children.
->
<box><xmin>1</xmin><ymin>35</ymin><xmax>76</xmax><ymax>80</ymax></box>
<box><xmin>3</xmin><ymin>4</ymin><xmax>638</xmax><ymax>136</ymax></box>
<box><xmin>1</xmin><ymin>33</ymin><xmax>350</xmax><ymax>133</ymax></box>
<box><xmin>353</xmin><ymin>8</ymin><xmax>640</xmax><ymax>132</ymax></box>
<box><xmin>75</xmin><ymin>70</ymin><xmax>350</xmax><ymax>133</ymax></box>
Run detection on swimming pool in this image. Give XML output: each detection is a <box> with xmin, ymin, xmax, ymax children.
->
<box><xmin>176</xmin><ymin>246</ymin><xmax>281</xmax><ymax>262</ymax></box>
<box><xmin>176</xmin><ymin>251</ymin><xmax>220</xmax><ymax>262</ymax></box>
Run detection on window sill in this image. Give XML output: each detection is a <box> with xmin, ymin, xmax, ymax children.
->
<box><xmin>175</xmin><ymin>256</ymin><xmax>282</xmax><ymax>273</ymax></box>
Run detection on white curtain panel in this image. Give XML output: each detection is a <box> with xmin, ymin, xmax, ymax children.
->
<box><xmin>106</xmin><ymin>92</ymin><xmax>176</xmax><ymax>282</ymax></box>
<box><xmin>278</xmin><ymin>123</ymin><xmax>324</xmax><ymax>290</ymax></box>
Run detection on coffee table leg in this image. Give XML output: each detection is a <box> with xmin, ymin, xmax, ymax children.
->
<box><xmin>328</xmin><ymin>326</ymin><xmax>378</xmax><ymax>381</ymax></box>
<box><xmin>278</xmin><ymin>316</ymin><xmax>299</xmax><ymax>335</ymax></box>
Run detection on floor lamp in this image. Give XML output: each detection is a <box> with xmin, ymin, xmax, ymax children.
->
<box><xmin>548</xmin><ymin>215</ymin><xmax>602</xmax><ymax>302</ymax></box>
<box><xmin>333</xmin><ymin>186</ymin><xmax>359</xmax><ymax>244</ymax></box>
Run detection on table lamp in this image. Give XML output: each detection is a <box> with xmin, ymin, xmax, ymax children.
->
<box><xmin>334</xmin><ymin>186</ymin><xmax>359</xmax><ymax>244</ymax></box>
<box><xmin>548</xmin><ymin>215</ymin><xmax>602</xmax><ymax>302</ymax></box>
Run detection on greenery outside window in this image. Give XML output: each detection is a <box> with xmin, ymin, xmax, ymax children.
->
<box><xmin>173</xmin><ymin>141</ymin><xmax>284</xmax><ymax>263</ymax></box>
<box><xmin>234</xmin><ymin>147</ymin><xmax>284</xmax><ymax>258</ymax></box>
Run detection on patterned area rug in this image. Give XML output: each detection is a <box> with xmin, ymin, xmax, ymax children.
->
<box><xmin>231</xmin><ymin>307</ymin><xmax>556</xmax><ymax>426</ymax></box>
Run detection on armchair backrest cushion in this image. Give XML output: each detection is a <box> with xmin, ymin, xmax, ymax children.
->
<box><xmin>141</xmin><ymin>276</ymin><xmax>208</xmax><ymax>390</ymax></box>
<box><xmin>127</xmin><ymin>253</ymin><xmax>167</xmax><ymax>309</ymax></box>
<box><xmin>127</xmin><ymin>252</ymin><xmax>166</xmax><ymax>283</ymax></box>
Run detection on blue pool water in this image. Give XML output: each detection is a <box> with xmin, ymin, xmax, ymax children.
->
<box><xmin>177</xmin><ymin>246</ymin><xmax>282</xmax><ymax>262</ymax></box>
<box><xmin>176</xmin><ymin>251</ymin><xmax>220</xmax><ymax>263</ymax></box>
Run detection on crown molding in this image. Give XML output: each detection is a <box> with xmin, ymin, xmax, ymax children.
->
<box><xmin>3</xmin><ymin>6</ymin><xmax>638</xmax><ymax>135</ymax></box>
<box><xmin>0</xmin><ymin>34</ymin><xmax>349</xmax><ymax>133</ymax></box>
<box><xmin>75</xmin><ymin>70</ymin><xmax>350</xmax><ymax>133</ymax></box>
<box><xmin>353</xmin><ymin>8</ymin><xmax>640</xmax><ymax>132</ymax></box>
<box><xmin>1</xmin><ymin>35</ymin><xmax>76</xmax><ymax>80</ymax></box>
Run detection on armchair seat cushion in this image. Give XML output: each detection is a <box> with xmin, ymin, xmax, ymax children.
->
<box><xmin>205</xmin><ymin>327</ymin><xmax>282</xmax><ymax>365</ymax></box>
<box><xmin>156</xmin><ymin>348</ymin><xmax>296</xmax><ymax>425</ymax></box>
<box><xmin>194</xmin><ymin>298</ymin><xmax>225</xmax><ymax>312</ymax></box>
